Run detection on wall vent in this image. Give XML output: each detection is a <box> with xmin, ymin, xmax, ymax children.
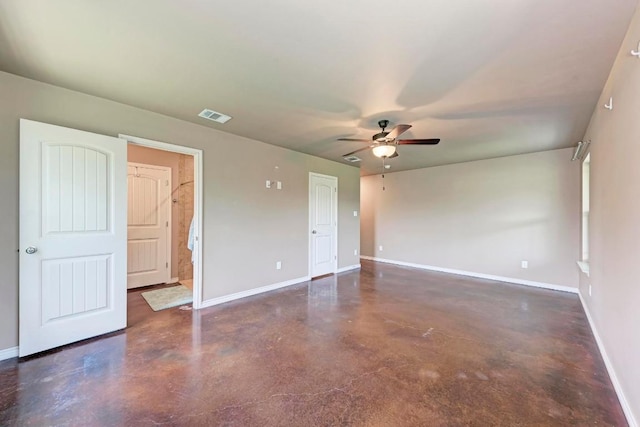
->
<box><xmin>198</xmin><ymin>109</ymin><xmax>232</xmax><ymax>124</ymax></box>
<box><xmin>344</xmin><ymin>156</ymin><xmax>361</xmax><ymax>163</ymax></box>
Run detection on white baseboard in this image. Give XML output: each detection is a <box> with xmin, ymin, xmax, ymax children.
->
<box><xmin>199</xmin><ymin>276</ymin><xmax>311</xmax><ymax>309</ymax></box>
<box><xmin>170</xmin><ymin>277</ymin><xmax>179</xmax><ymax>284</ymax></box>
<box><xmin>337</xmin><ymin>264</ymin><xmax>361</xmax><ymax>273</ymax></box>
<box><xmin>360</xmin><ymin>256</ymin><xmax>578</xmax><ymax>294</ymax></box>
<box><xmin>579</xmin><ymin>293</ymin><xmax>637</xmax><ymax>427</ymax></box>
<box><xmin>0</xmin><ymin>346</ymin><xmax>18</xmax><ymax>361</ymax></box>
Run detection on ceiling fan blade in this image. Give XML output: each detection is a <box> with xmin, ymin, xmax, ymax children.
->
<box><xmin>397</xmin><ymin>138</ymin><xmax>440</xmax><ymax>145</ymax></box>
<box><xmin>342</xmin><ymin>145</ymin><xmax>374</xmax><ymax>157</ymax></box>
<box><xmin>386</xmin><ymin>124</ymin><xmax>412</xmax><ymax>140</ymax></box>
<box><xmin>337</xmin><ymin>138</ymin><xmax>370</xmax><ymax>142</ymax></box>
<box><xmin>389</xmin><ymin>151</ymin><xmax>399</xmax><ymax>158</ymax></box>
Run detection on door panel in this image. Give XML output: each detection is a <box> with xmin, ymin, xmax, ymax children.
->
<box><xmin>310</xmin><ymin>174</ymin><xmax>337</xmax><ymax>277</ymax></box>
<box><xmin>314</xmin><ymin>235</ymin><xmax>332</xmax><ymax>264</ymax></box>
<box><xmin>126</xmin><ymin>164</ymin><xmax>170</xmax><ymax>288</ymax></box>
<box><xmin>43</xmin><ymin>145</ymin><xmax>109</xmax><ymax>233</ymax></box>
<box><xmin>20</xmin><ymin>119</ymin><xmax>127</xmax><ymax>357</ymax></box>
<box><xmin>43</xmin><ymin>255</ymin><xmax>110</xmax><ymax>322</ymax></box>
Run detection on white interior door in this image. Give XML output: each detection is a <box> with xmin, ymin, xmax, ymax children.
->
<box><xmin>127</xmin><ymin>163</ymin><xmax>170</xmax><ymax>289</ymax></box>
<box><xmin>19</xmin><ymin>119</ymin><xmax>127</xmax><ymax>357</ymax></box>
<box><xmin>309</xmin><ymin>173</ymin><xmax>338</xmax><ymax>278</ymax></box>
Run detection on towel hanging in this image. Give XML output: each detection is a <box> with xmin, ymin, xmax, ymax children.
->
<box><xmin>187</xmin><ymin>217</ymin><xmax>196</xmax><ymax>264</ymax></box>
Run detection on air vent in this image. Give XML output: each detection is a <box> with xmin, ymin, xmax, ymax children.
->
<box><xmin>344</xmin><ymin>156</ymin><xmax>361</xmax><ymax>163</ymax></box>
<box><xmin>198</xmin><ymin>109</ymin><xmax>232</xmax><ymax>124</ymax></box>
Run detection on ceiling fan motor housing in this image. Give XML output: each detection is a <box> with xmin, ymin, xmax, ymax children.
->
<box><xmin>374</xmin><ymin>120</ymin><xmax>391</xmax><ymax>142</ymax></box>
<box><xmin>373</xmin><ymin>131</ymin><xmax>390</xmax><ymax>142</ymax></box>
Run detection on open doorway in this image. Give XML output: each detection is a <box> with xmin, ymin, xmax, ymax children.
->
<box><xmin>120</xmin><ymin>134</ymin><xmax>203</xmax><ymax>312</ymax></box>
<box><xmin>126</xmin><ymin>146</ymin><xmax>194</xmax><ymax>306</ymax></box>
<box><xmin>18</xmin><ymin>120</ymin><xmax>203</xmax><ymax>356</ymax></box>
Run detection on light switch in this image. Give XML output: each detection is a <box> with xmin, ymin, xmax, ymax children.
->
<box><xmin>266</xmin><ymin>180</ymin><xmax>272</xmax><ymax>189</ymax></box>
<box><xmin>353</xmin><ymin>211</ymin><xmax>358</xmax><ymax>217</ymax></box>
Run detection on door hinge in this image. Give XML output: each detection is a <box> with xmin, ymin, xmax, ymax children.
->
<box><xmin>166</xmin><ymin>262</ymin><xmax>168</xmax><ymax>268</ymax></box>
<box><xmin>166</xmin><ymin>221</ymin><xmax>169</xmax><ymax>227</ymax></box>
<box><xmin>334</xmin><ymin>255</ymin><xmax>337</xmax><ymax>260</ymax></box>
<box><xmin>166</xmin><ymin>180</ymin><xmax>169</xmax><ymax>186</ymax></box>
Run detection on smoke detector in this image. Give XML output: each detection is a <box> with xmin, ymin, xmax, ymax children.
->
<box><xmin>198</xmin><ymin>109</ymin><xmax>232</xmax><ymax>124</ymax></box>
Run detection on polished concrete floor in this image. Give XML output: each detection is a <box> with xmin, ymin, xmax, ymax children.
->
<box><xmin>0</xmin><ymin>261</ymin><xmax>627</xmax><ymax>426</ymax></box>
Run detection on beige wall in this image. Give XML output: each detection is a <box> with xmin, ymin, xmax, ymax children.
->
<box><xmin>579</xmin><ymin>5</ymin><xmax>640</xmax><ymax>423</ymax></box>
<box><xmin>0</xmin><ymin>71</ymin><xmax>360</xmax><ymax>350</ymax></box>
<box><xmin>361</xmin><ymin>148</ymin><xmax>580</xmax><ymax>288</ymax></box>
<box><xmin>177</xmin><ymin>154</ymin><xmax>194</xmax><ymax>281</ymax></box>
<box><xmin>127</xmin><ymin>145</ymin><xmax>182</xmax><ymax>279</ymax></box>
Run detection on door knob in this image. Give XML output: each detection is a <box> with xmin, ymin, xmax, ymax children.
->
<box><xmin>311</xmin><ymin>230</ymin><xmax>317</xmax><ymax>234</ymax></box>
<box><xmin>25</xmin><ymin>246</ymin><xmax>38</xmax><ymax>254</ymax></box>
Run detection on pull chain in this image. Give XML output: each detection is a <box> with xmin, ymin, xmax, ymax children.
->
<box><xmin>382</xmin><ymin>158</ymin><xmax>386</xmax><ymax>191</ymax></box>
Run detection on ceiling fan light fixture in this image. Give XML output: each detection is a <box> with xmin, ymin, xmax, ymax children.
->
<box><xmin>372</xmin><ymin>144</ymin><xmax>396</xmax><ymax>158</ymax></box>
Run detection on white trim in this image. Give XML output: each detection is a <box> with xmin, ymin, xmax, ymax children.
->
<box><xmin>360</xmin><ymin>256</ymin><xmax>578</xmax><ymax>294</ymax></box>
<box><xmin>119</xmin><ymin>134</ymin><xmax>204</xmax><ymax>310</ymax></box>
<box><xmin>308</xmin><ymin>172</ymin><xmax>338</xmax><ymax>278</ymax></box>
<box><xmin>579</xmin><ymin>293</ymin><xmax>637</xmax><ymax>427</ymax></box>
<box><xmin>170</xmin><ymin>277</ymin><xmax>179</xmax><ymax>284</ymax></box>
<box><xmin>0</xmin><ymin>346</ymin><xmax>18</xmax><ymax>361</ymax></box>
<box><xmin>199</xmin><ymin>276</ymin><xmax>311</xmax><ymax>309</ymax></box>
<box><xmin>337</xmin><ymin>264</ymin><xmax>361</xmax><ymax>273</ymax></box>
<box><xmin>577</xmin><ymin>261</ymin><xmax>590</xmax><ymax>276</ymax></box>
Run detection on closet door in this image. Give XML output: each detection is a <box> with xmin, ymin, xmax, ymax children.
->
<box><xmin>127</xmin><ymin>163</ymin><xmax>171</xmax><ymax>288</ymax></box>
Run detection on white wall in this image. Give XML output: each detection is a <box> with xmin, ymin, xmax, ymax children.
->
<box><xmin>361</xmin><ymin>148</ymin><xmax>580</xmax><ymax>288</ymax></box>
<box><xmin>579</xmin><ymin>4</ymin><xmax>640</xmax><ymax>424</ymax></box>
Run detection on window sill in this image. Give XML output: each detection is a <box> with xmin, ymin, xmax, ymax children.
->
<box><xmin>577</xmin><ymin>261</ymin><xmax>590</xmax><ymax>277</ymax></box>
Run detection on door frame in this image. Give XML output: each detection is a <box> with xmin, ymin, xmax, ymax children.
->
<box><xmin>120</xmin><ymin>134</ymin><xmax>204</xmax><ymax>309</ymax></box>
<box><xmin>127</xmin><ymin>161</ymin><xmax>172</xmax><ymax>288</ymax></box>
<box><xmin>308</xmin><ymin>172</ymin><xmax>338</xmax><ymax>278</ymax></box>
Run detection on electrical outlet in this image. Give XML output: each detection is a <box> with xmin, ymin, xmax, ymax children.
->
<box><xmin>521</xmin><ymin>260</ymin><xmax>528</xmax><ymax>269</ymax></box>
<box><xmin>379</xmin><ymin>245</ymin><xmax>383</xmax><ymax>251</ymax></box>
<box><xmin>276</xmin><ymin>261</ymin><xmax>282</xmax><ymax>270</ymax></box>
<box><xmin>353</xmin><ymin>210</ymin><xmax>358</xmax><ymax>217</ymax></box>
<box><xmin>354</xmin><ymin>249</ymin><xmax>358</xmax><ymax>256</ymax></box>
<box><xmin>277</xmin><ymin>181</ymin><xmax>282</xmax><ymax>190</ymax></box>
<box><xmin>589</xmin><ymin>285</ymin><xmax>592</xmax><ymax>296</ymax></box>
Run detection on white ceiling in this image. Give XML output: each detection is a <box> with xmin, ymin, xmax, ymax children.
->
<box><xmin>0</xmin><ymin>0</ymin><xmax>636</xmax><ymax>175</ymax></box>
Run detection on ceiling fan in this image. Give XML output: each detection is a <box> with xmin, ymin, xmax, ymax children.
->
<box><xmin>339</xmin><ymin>119</ymin><xmax>440</xmax><ymax>159</ymax></box>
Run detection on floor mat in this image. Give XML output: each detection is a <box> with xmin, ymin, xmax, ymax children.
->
<box><xmin>141</xmin><ymin>285</ymin><xmax>193</xmax><ymax>311</ymax></box>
